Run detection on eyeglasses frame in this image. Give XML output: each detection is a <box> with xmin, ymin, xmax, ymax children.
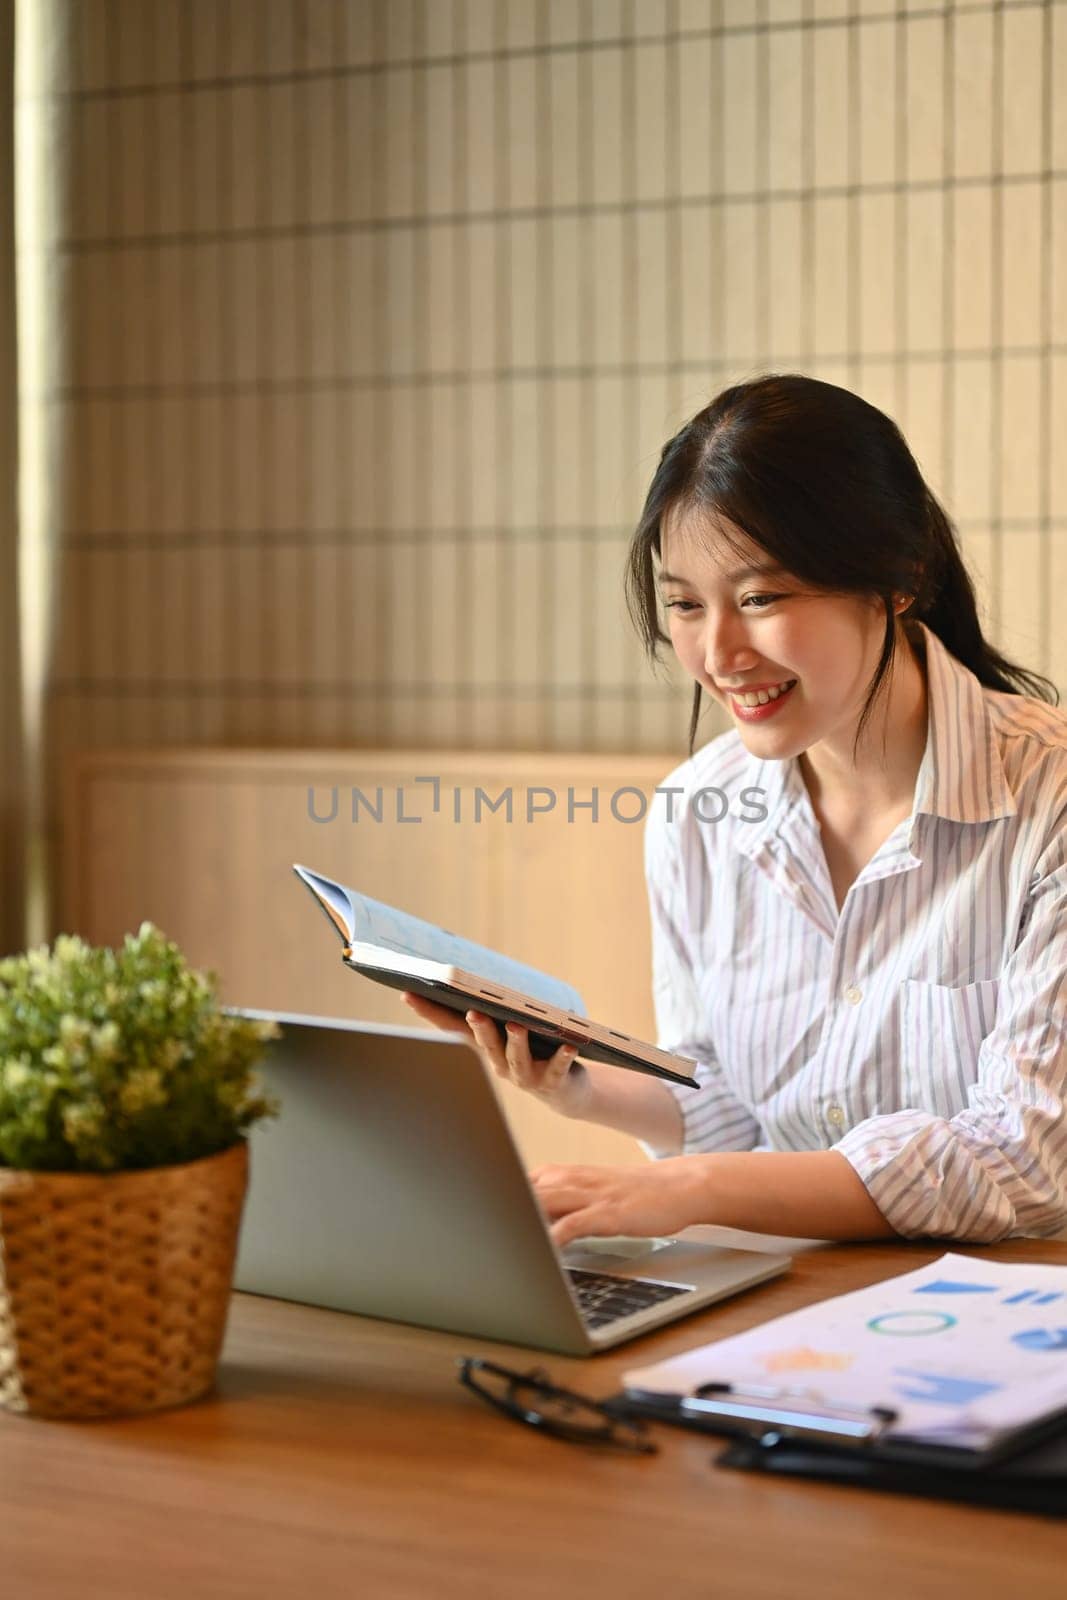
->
<box><xmin>457</xmin><ymin>1355</ymin><xmax>658</xmax><ymax>1454</ymax></box>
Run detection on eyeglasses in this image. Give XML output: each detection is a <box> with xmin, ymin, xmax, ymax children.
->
<box><xmin>457</xmin><ymin>1356</ymin><xmax>658</xmax><ymax>1454</ymax></box>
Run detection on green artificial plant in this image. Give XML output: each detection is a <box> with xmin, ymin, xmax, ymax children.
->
<box><xmin>0</xmin><ymin>924</ymin><xmax>279</xmax><ymax>1173</ymax></box>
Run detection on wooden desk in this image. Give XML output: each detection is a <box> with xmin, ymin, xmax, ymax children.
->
<box><xmin>2</xmin><ymin>1237</ymin><xmax>1065</xmax><ymax>1598</ymax></box>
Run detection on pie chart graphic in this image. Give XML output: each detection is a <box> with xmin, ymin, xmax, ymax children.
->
<box><xmin>1012</xmin><ymin>1327</ymin><xmax>1067</xmax><ymax>1352</ymax></box>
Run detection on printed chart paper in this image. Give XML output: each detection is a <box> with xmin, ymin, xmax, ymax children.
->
<box><xmin>624</xmin><ymin>1253</ymin><xmax>1067</xmax><ymax>1449</ymax></box>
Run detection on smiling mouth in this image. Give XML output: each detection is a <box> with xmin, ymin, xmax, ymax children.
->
<box><xmin>728</xmin><ymin>679</ymin><xmax>798</xmax><ymax>708</ymax></box>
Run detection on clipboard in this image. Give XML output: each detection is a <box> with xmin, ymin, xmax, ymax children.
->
<box><xmin>616</xmin><ymin>1379</ymin><xmax>1067</xmax><ymax>1463</ymax></box>
<box><xmin>612</xmin><ymin>1250</ymin><xmax>1067</xmax><ymax>1515</ymax></box>
<box><xmin>609</xmin><ymin>1382</ymin><xmax>1067</xmax><ymax>1515</ymax></box>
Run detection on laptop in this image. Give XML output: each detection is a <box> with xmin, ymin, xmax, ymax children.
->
<box><xmin>232</xmin><ymin>1011</ymin><xmax>792</xmax><ymax>1355</ymax></box>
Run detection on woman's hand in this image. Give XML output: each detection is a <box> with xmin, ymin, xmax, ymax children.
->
<box><xmin>530</xmin><ymin>1157</ymin><xmax>711</xmax><ymax>1248</ymax></box>
<box><xmin>400</xmin><ymin>992</ymin><xmax>595</xmax><ymax>1120</ymax></box>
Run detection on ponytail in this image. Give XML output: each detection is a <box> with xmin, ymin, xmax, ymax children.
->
<box><xmin>915</xmin><ymin>496</ymin><xmax>1059</xmax><ymax>705</ymax></box>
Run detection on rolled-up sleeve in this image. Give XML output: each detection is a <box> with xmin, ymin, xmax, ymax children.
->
<box><xmin>642</xmin><ymin>800</ymin><xmax>761</xmax><ymax>1158</ymax></box>
<box><xmin>836</xmin><ymin>828</ymin><xmax>1067</xmax><ymax>1243</ymax></box>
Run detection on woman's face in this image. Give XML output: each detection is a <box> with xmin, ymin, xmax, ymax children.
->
<box><xmin>660</xmin><ymin>510</ymin><xmax>892</xmax><ymax>764</ymax></box>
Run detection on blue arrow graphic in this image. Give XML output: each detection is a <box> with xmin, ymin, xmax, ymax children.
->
<box><xmin>892</xmin><ymin>1370</ymin><xmax>1002</xmax><ymax>1406</ymax></box>
<box><xmin>914</xmin><ymin>1280</ymin><xmax>998</xmax><ymax>1296</ymax></box>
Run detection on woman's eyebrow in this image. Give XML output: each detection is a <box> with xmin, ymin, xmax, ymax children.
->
<box><xmin>657</xmin><ymin>561</ymin><xmax>788</xmax><ymax>585</ymax></box>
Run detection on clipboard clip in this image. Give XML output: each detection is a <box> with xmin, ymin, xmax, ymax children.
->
<box><xmin>681</xmin><ymin>1383</ymin><xmax>898</xmax><ymax>1451</ymax></box>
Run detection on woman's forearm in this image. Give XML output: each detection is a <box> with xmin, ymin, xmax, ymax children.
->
<box><xmin>534</xmin><ymin>1147</ymin><xmax>900</xmax><ymax>1247</ymax></box>
<box><xmin>560</xmin><ymin>1072</ymin><xmax>896</xmax><ymax>1238</ymax></box>
<box><xmin>575</xmin><ymin>1062</ymin><xmax>685</xmax><ymax>1153</ymax></box>
<box><xmin>691</xmin><ymin>1148</ymin><xmax>898</xmax><ymax>1240</ymax></box>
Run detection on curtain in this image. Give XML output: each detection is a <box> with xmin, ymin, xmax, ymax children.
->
<box><xmin>0</xmin><ymin>0</ymin><xmax>24</xmax><ymax>956</ymax></box>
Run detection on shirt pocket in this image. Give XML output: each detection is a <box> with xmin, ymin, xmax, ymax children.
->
<box><xmin>898</xmin><ymin>978</ymin><xmax>1001</xmax><ymax>1119</ymax></box>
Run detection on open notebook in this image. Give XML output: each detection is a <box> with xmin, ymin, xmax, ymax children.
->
<box><xmin>293</xmin><ymin>863</ymin><xmax>698</xmax><ymax>1087</ymax></box>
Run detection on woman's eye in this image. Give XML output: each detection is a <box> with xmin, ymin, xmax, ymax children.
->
<box><xmin>665</xmin><ymin>594</ymin><xmax>785</xmax><ymax>615</ymax></box>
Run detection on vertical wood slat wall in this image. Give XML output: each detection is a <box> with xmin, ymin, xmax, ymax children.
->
<box><xmin>18</xmin><ymin>0</ymin><xmax>1067</xmax><ymax>814</ymax></box>
<box><xmin>64</xmin><ymin>745</ymin><xmax>673</xmax><ymax>1167</ymax></box>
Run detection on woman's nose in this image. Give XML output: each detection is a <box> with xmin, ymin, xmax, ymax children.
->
<box><xmin>702</xmin><ymin>613</ymin><xmax>758</xmax><ymax>680</ymax></box>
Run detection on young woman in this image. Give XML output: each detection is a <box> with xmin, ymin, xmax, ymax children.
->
<box><xmin>404</xmin><ymin>374</ymin><xmax>1067</xmax><ymax>1248</ymax></box>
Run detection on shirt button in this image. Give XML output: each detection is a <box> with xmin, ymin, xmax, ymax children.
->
<box><xmin>827</xmin><ymin>1104</ymin><xmax>846</xmax><ymax>1128</ymax></box>
<box><xmin>843</xmin><ymin>985</ymin><xmax>862</xmax><ymax>1005</ymax></box>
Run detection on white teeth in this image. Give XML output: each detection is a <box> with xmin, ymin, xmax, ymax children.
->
<box><xmin>736</xmin><ymin>680</ymin><xmax>795</xmax><ymax>708</ymax></box>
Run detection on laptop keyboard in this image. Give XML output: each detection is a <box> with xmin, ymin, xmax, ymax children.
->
<box><xmin>566</xmin><ymin>1267</ymin><xmax>692</xmax><ymax>1330</ymax></box>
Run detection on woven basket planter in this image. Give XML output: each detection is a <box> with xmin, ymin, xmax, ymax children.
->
<box><xmin>0</xmin><ymin>1140</ymin><xmax>248</xmax><ymax>1420</ymax></box>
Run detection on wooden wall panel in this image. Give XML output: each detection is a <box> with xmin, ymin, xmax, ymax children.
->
<box><xmin>64</xmin><ymin>748</ymin><xmax>680</xmax><ymax>1169</ymax></box>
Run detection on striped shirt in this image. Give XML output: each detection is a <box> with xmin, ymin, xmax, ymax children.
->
<box><xmin>644</xmin><ymin>621</ymin><xmax>1067</xmax><ymax>1243</ymax></box>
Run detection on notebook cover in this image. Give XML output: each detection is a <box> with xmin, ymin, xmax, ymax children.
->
<box><xmin>714</xmin><ymin>1429</ymin><xmax>1067</xmax><ymax>1518</ymax></box>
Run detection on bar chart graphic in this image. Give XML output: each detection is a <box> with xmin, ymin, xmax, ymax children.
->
<box><xmin>1011</xmin><ymin>1328</ymin><xmax>1067</xmax><ymax>1352</ymax></box>
<box><xmin>914</xmin><ymin>1281</ymin><xmax>1063</xmax><ymax>1307</ymax></box>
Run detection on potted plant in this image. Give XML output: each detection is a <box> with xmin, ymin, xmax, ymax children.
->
<box><xmin>0</xmin><ymin>923</ymin><xmax>279</xmax><ymax>1420</ymax></box>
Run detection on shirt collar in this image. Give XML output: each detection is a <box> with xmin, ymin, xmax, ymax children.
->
<box><xmin>909</xmin><ymin>621</ymin><xmax>1016</xmax><ymax>824</ymax></box>
<box><xmin>731</xmin><ymin>619</ymin><xmax>1016</xmax><ymax>859</ymax></box>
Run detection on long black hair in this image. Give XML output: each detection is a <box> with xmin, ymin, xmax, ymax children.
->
<box><xmin>625</xmin><ymin>373</ymin><xmax>1058</xmax><ymax>758</ymax></box>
